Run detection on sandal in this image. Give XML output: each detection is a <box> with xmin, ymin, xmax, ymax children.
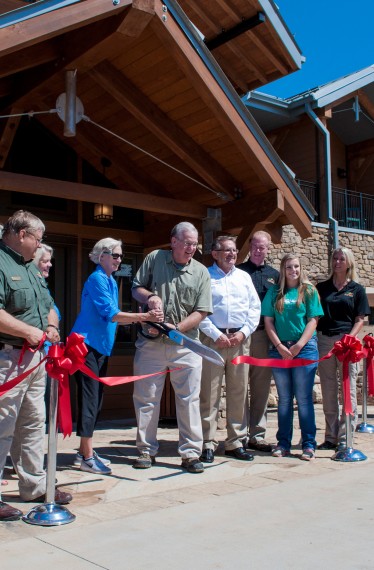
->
<box><xmin>301</xmin><ymin>448</ymin><xmax>315</xmax><ymax>461</ymax></box>
<box><xmin>272</xmin><ymin>446</ymin><xmax>290</xmax><ymax>457</ymax></box>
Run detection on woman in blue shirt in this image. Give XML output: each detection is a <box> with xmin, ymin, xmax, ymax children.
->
<box><xmin>72</xmin><ymin>238</ymin><xmax>163</xmax><ymax>475</ymax></box>
<box><xmin>262</xmin><ymin>253</ymin><xmax>323</xmax><ymax>461</ymax></box>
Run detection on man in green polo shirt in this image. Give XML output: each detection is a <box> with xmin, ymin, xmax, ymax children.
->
<box><xmin>0</xmin><ymin>210</ymin><xmax>72</xmax><ymax>522</ymax></box>
<box><xmin>132</xmin><ymin>221</ymin><xmax>212</xmax><ymax>473</ymax></box>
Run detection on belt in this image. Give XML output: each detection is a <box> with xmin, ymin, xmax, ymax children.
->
<box><xmin>320</xmin><ymin>331</ymin><xmax>342</xmax><ymax>337</ymax></box>
<box><xmin>0</xmin><ymin>342</ymin><xmax>22</xmax><ymax>350</ymax></box>
<box><xmin>217</xmin><ymin>327</ymin><xmax>241</xmax><ymax>334</ymax></box>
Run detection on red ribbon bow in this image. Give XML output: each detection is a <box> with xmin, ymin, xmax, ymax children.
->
<box><xmin>328</xmin><ymin>334</ymin><xmax>365</xmax><ymax>416</ymax></box>
<box><xmin>363</xmin><ymin>334</ymin><xmax>374</xmax><ymax>397</ymax></box>
<box><xmin>46</xmin><ymin>333</ymin><xmax>89</xmax><ymax>437</ymax></box>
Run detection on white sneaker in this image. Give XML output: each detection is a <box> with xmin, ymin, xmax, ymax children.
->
<box><xmin>80</xmin><ymin>455</ymin><xmax>112</xmax><ymax>475</ymax></box>
<box><xmin>73</xmin><ymin>450</ymin><xmax>111</xmax><ymax>468</ymax></box>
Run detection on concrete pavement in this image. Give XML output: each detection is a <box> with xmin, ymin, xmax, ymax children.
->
<box><xmin>1</xmin><ymin>404</ymin><xmax>374</xmax><ymax>569</ymax></box>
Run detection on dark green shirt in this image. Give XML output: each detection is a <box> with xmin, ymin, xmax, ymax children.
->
<box><xmin>0</xmin><ymin>241</ymin><xmax>53</xmax><ymax>346</ymax></box>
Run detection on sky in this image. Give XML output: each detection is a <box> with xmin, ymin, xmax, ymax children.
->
<box><xmin>258</xmin><ymin>0</ymin><xmax>374</xmax><ymax>99</ymax></box>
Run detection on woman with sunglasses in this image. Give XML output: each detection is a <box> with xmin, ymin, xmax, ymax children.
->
<box><xmin>71</xmin><ymin>238</ymin><xmax>163</xmax><ymax>474</ymax></box>
<box><xmin>262</xmin><ymin>253</ymin><xmax>323</xmax><ymax>461</ymax></box>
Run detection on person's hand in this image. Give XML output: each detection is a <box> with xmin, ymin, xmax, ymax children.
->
<box><xmin>277</xmin><ymin>344</ymin><xmax>293</xmax><ymax>359</ymax></box>
<box><xmin>147</xmin><ymin>295</ymin><xmax>163</xmax><ymax>311</ymax></box>
<box><xmin>146</xmin><ymin>309</ymin><xmax>164</xmax><ymax>323</ymax></box>
<box><xmin>45</xmin><ymin>327</ymin><xmax>60</xmax><ymax>344</ymax></box>
<box><xmin>228</xmin><ymin>332</ymin><xmax>245</xmax><ymax>347</ymax></box>
<box><xmin>25</xmin><ymin>327</ymin><xmax>46</xmax><ymax>347</ymax></box>
<box><xmin>216</xmin><ymin>334</ymin><xmax>231</xmax><ymax>348</ymax></box>
<box><xmin>289</xmin><ymin>342</ymin><xmax>302</xmax><ymax>358</ymax></box>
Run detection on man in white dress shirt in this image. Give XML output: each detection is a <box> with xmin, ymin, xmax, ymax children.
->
<box><xmin>199</xmin><ymin>236</ymin><xmax>261</xmax><ymax>463</ymax></box>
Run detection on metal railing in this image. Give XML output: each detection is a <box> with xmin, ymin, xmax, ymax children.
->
<box><xmin>296</xmin><ymin>179</ymin><xmax>374</xmax><ymax>232</ymax></box>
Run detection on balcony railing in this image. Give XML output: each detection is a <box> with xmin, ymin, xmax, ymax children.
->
<box><xmin>297</xmin><ymin>180</ymin><xmax>374</xmax><ymax>232</ymax></box>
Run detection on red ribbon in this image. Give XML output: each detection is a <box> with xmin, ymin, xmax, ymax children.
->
<box><xmin>233</xmin><ymin>334</ymin><xmax>365</xmax><ymax>416</ymax></box>
<box><xmin>1</xmin><ymin>332</ymin><xmax>179</xmax><ymax>438</ymax></box>
<box><xmin>363</xmin><ymin>334</ymin><xmax>374</xmax><ymax>397</ymax></box>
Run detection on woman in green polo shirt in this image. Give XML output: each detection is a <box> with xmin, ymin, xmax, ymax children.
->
<box><xmin>262</xmin><ymin>253</ymin><xmax>323</xmax><ymax>461</ymax></box>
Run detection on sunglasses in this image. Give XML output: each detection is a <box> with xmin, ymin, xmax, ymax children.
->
<box><xmin>104</xmin><ymin>251</ymin><xmax>123</xmax><ymax>260</ymax></box>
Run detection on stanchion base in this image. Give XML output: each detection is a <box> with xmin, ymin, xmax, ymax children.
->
<box><xmin>332</xmin><ymin>447</ymin><xmax>367</xmax><ymax>462</ymax></box>
<box><xmin>356</xmin><ymin>422</ymin><xmax>374</xmax><ymax>434</ymax></box>
<box><xmin>23</xmin><ymin>502</ymin><xmax>76</xmax><ymax>526</ymax></box>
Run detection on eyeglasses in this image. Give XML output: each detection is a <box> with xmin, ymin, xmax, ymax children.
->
<box><xmin>177</xmin><ymin>239</ymin><xmax>198</xmax><ymax>248</ymax></box>
<box><xmin>214</xmin><ymin>248</ymin><xmax>238</xmax><ymax>254</ymax></box>
<box><xmin>25</xmin><ymin>230</ymin><xmax>43</xmax><ymax>245</ymax></box>
<box><xmin>104</xmin><ymin>251</ymin><xmax>123</xmax><ymax>260</ymax></box>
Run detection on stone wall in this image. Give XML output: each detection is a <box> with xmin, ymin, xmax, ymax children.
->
<box><xmin>268</xmin><ymin>224</ymin><xmax>374</xmax><ymax>288</ymax></box>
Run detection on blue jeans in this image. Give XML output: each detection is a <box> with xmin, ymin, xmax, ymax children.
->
<box><xmin>270</xmin><ymin>337</ymin><xmax>318</xmax><ymax>451</ymax></box>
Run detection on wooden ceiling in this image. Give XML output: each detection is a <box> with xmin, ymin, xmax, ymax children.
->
<box><xmin>177</xmin><ymin>0</ymin><xmax>303</xmax><ymax>94</ymax></box>
<box><xmin>0</xmin><ymin>0</ymin><xmax>311</xmax><ymax>256</ymax></box>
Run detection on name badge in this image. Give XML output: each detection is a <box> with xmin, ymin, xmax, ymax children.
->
<box><xmin>11</xmin><ymin>276</ymin><xmax>22</xmax><ymax>281</ymax></box>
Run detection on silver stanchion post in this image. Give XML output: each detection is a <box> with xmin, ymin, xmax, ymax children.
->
<box><xmin>332</xmin><ymin>363</ymin><xmax>367</xmax><ymax>462</ymax></box>
<box><xmin>356</xmin><ymin>358</ymin><xmax>374</xmax><ymax>433</ymax></box>
<box><xmin>23</xmin><ymin>374</ymin><xmax>75</xmax><ymax>525</ymax></box>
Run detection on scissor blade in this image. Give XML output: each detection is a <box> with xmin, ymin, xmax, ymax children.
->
<box><xmin>168</xmin><ymin>329</ymin><xmax>224</xmax><ymax>367</ymax></box>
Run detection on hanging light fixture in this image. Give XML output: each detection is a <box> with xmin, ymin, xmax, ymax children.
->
<box><xmin>94</xmin><ymin>203</ymin><xmax>113</xmax><ymax>221</ymax></box>
<box><xmin>93</xmin><ymin>157</ymin><xmax>114</xmax><ymax>221</ymax></box>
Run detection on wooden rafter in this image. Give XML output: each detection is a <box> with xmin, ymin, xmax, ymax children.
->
<box><xmin>117</xmin><ymin>0</ymin><xmax>155</xmax><ymax>37</ymax></box>
<box><xmin>236</xmin><ymin>218</ymin><xmax>283</xmax><ymax>263</ymax></box>
<box><xmin>88</xmin><ymin>60</ymin><xmax>237</xmax><ymax>200</ymax></box>
<box><xmin>214</xmin><ymin>0</ymin><xmax>288</xmax><ymax>75</ymax></box>
<box><xmin>0</xmin><ymin>0</ymin><xmax>130</xmax><ymax>58</ymax></box>
<box><xmin>222</xmin><ymin>188</ymin><xmax>284</xmax><ymax>232</ymax></box>
<box><xmin>0</xmin><ymin>170</ymin><xmax>206</xmax><ymax>219</ymax></box>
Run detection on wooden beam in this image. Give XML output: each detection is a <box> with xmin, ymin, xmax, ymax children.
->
<box><xmin>0</xmin><ymin>0</ymin><xmax>130</xmax><ymax>57</ymax></box>
<box><xmin>0</xmin><ymin>108</ymin><xmax>22</xmax><ymax>168</ymax></box>
<box><xmin>0</xmin><ymin>216</ymin><xmax>143</xmax><ymax>245</ymax></box>
<box><xmin>0</xmin><ymin>42</ymin><xmax>59</xmax><ymax>81</ymax></box>
<box><xmin>117</xmin><ymin>0</ymin><xmax>155</xmax><ymax>37</ymax></box>
<box><xmin>0</xmin><ymin>170</ymin><xmax>206</xmax><ymax>218</ymax></box>
<box><xmin>89</xmin><ymin>60</ymin><xmax>237</xmax><ymax>200</ymax></box>
<box><xmin>283</xmin><ymin>198</ymin><xmax>312</xmax><ymax>239</ymax></box>
<box><xmin>221</xmin><ymin>189</ymin><xmax>284</xmax><ymax>229</ymax></box>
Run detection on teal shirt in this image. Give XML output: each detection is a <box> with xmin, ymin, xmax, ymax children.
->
<box><xmin>261</xmin><ymin>285</ymin><xmax>323</xmax><ymax>341</ymax></box>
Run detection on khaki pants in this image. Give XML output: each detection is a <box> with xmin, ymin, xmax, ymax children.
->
<box><xmin>248</xmin><ymin>329</ymin><xmax>272</xmax><ymax>442</ymax></box>
<box><xmin>0</xmin><ymin>346</ymin><xmax>47</xmax><ymax>501</ymax></box>
<box><xmin>133</xmin><ymin>336</ymin><xmax>203</xmax><ymax>459</ymax></box>
<box><xmin>200</xmin><ymin>333</ymin><xmax>250</xmax><ymax>451</ymax></box>
<box><xmin>317</xmin><ymin>333</ymin><xmax>359</xmax><ymax>444</ymax></box>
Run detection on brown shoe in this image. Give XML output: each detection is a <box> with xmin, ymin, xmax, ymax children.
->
<box><xmin>27</xmin><ymin>488</ymin><xmax>73</xmax><ymax>505</ymax></box>
<box><xmin>0</xmin><ymin>501</ymin><xmax>23</xmax><ymax>521</ymax></box>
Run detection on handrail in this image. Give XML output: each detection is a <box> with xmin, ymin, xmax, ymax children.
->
<box><xmin>297</xmin><ymin>180</ymin><xmax>374</xmax><ymax>232</ymax></box>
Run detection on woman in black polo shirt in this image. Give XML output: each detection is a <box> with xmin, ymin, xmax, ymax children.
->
<box><xmin>316</xmin><ymin>247</ymin><xmax>370</xmax><ymax>450</ymax></box>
